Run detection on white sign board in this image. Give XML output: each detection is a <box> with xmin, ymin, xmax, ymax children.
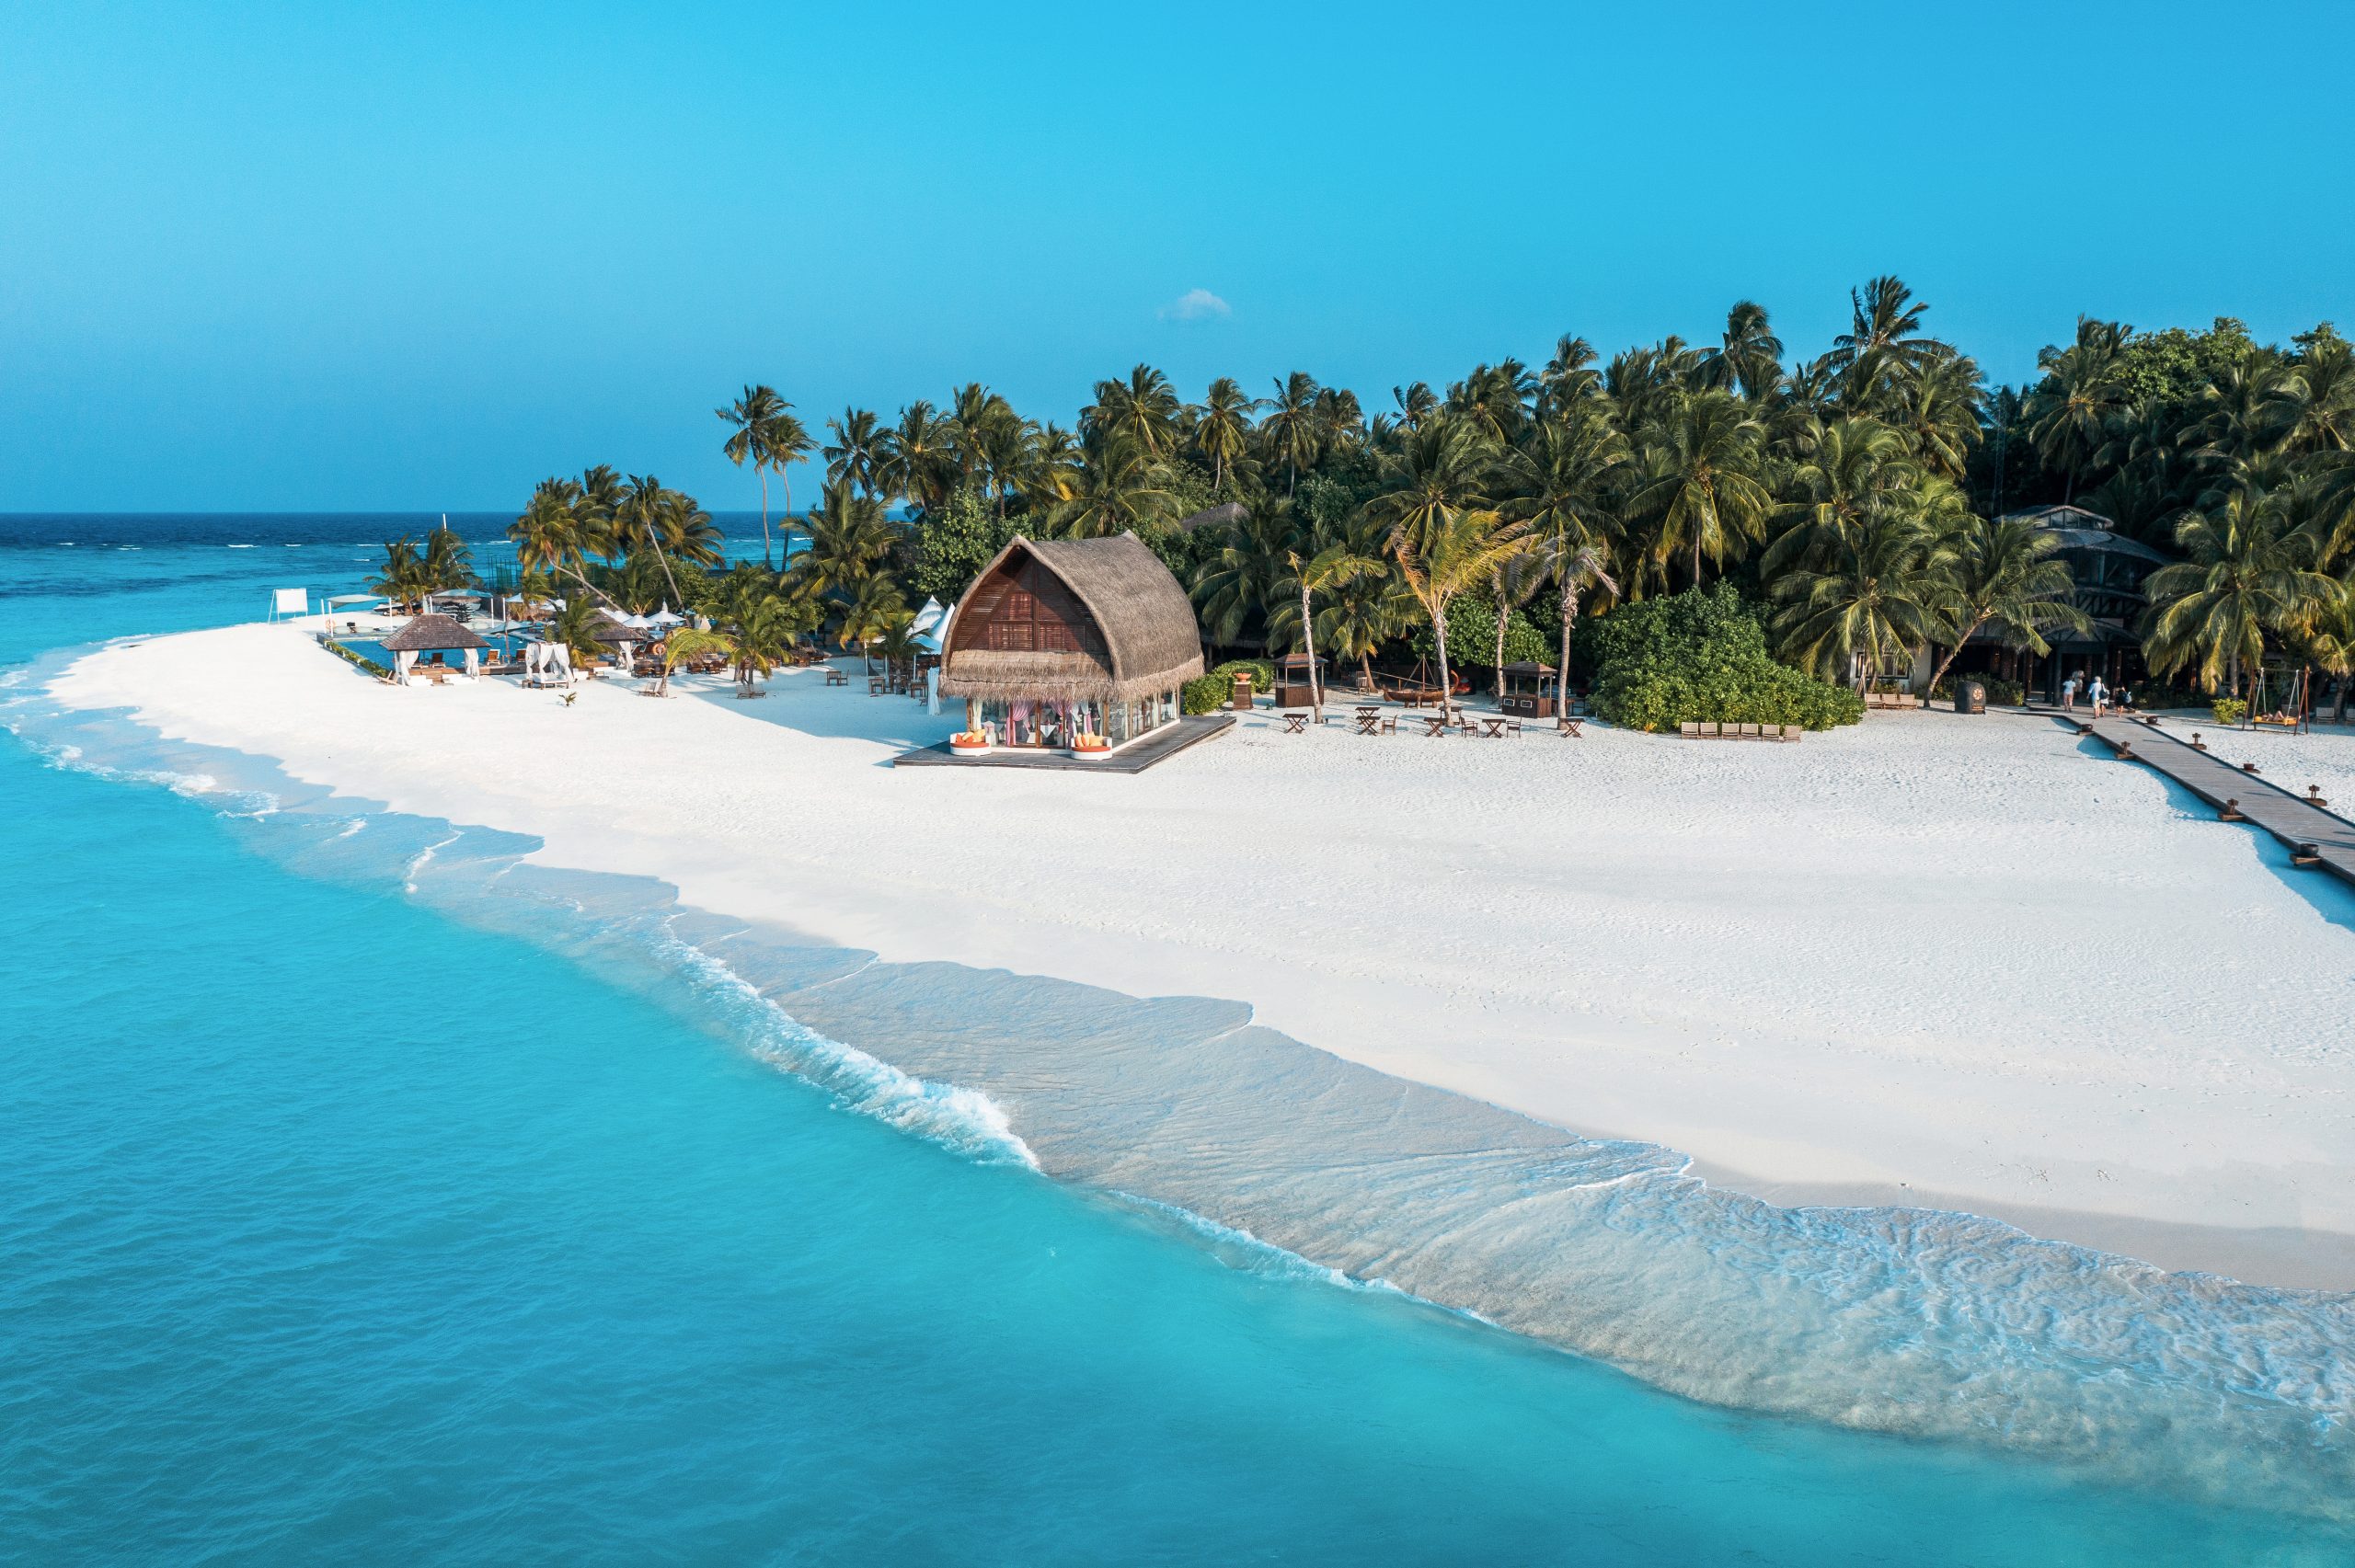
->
<box><xmin>271</xmin><ymin>588</ymin><xmax>309</xmax><ymax>617</ymax></box>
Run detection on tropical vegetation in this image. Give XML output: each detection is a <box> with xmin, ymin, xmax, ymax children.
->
<box><xmin>459</xmin><ymin>280</ymin><xmax>2355</xmax><ymax>713</ymax></box>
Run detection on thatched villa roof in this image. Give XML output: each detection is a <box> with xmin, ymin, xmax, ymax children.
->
<box><xmin>940</xmin><ymin>533</ymin><xmax>1205</xmax><ymax>703</ymax></box>
<box><xmin>381</xmin><ymin>612</ymin><xmax>489</xmax><ymax>652</ymax></box>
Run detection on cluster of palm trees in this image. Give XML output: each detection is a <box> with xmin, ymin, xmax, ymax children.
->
<box><xmin>369</xmin><ymin>524</ymin><xmax>474</xmax><ymax>612</ymax></box>
<box><xmin>701</xmin><ymin>284</ymin><xmax>2049</xmax><ymax>711</ymax></box>
<box><xmin>524</xmin><ymin>279</ymin><xmax>2353</xmax><ymax>714</ymax></box>
<box><xmin>2012</xmin><ymin>318</ymin><xmax>2355</xmax><ymax>704</ymax></box>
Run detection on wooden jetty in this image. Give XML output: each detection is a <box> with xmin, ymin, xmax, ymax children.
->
<box><xmin>2069</xmin><ymin>715</ymin><xmax>2355</xmax><ymax>888</ymax></box>
<box><xmin>893</xmin><ymin>714</ymin><xmax>1234</xmax><ymax>773</ymax></box>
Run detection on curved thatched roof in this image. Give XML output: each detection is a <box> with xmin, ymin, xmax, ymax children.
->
<box><xmin>940</xmin><ymin>532</ymin><xmax>1204</xmax><ymax>703</ymax></box>
<box><xmin>381</xmin><ymin>612</ymin><xmax>489</xmax><ymax>652</ymax></box>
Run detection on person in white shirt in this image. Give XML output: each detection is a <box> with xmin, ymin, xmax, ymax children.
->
<box><xmin>2088</xmin><ymin>676</ymin><xmax>2108</xmax><ymax>716</ymax></box>
<box><xmin>2061</xmin><ymin>674</ymin><xmax>2079</xmax><ymax>710</ymax></box>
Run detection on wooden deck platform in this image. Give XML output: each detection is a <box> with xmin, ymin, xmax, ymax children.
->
<box><xmin>891</xmin><ymin>714</ymin><xmax>1235</xmax><ymax>773</ymax></box>
<box><xmin>2071</xmin><ymin>715</ymin><xmax>2355</xmax><ymax>888</ymax></box>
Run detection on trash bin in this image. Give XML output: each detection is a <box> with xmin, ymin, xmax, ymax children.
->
<box><xmin>1955</xmin><ymin>680</ymin><xmax>1986</xmax><ymax>715</ymax></box>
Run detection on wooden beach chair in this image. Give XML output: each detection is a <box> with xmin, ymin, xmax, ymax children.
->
<box><xmin>1680</xmin><ymin>722</ymin><xmax>1700</xmax><ymax>738</ymax></box>
<box><xmin>1738</xmin><ymin>723</ymin><xmax>1763</xmax><ymax>739</ymax></box>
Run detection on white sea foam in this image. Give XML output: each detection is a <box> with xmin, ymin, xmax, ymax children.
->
<box><xmin>659</xmin><ymin>927</ymin><xmax>1040</xmax><ymax>1172</ymax></box>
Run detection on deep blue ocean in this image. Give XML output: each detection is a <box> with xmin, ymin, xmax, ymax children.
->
<box><xmin>3</xmin><ymin>515</ymin><xmax>2349</xmax><ymax>1565</ymax></box>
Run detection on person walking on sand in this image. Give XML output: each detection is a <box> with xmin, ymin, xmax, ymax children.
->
<box><xmin>2088</xmin><ymin>675</ymin><xmax>2108</xmax><ymax>717</ymax></box>
<box><xmin>2061</xmin><ymin>673</ymin><xmax>2079</xmax><ymax>711</ymax></box>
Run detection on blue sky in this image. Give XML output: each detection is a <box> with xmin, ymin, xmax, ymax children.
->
<box><xmin>3</xmin><ymin>1</ymin><xmax>2349</xmax><ymax>511</ymax></box>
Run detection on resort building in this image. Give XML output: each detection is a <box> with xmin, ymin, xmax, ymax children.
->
<box><xmin>1953</xmin><ymin>505</ymin><xmax>2169</xmax><ymax>699</ymax></box>
<box><xmin>940</xmin><ymin>533</ymin><xmax>1205</xmax><ymax>753</ymax></box>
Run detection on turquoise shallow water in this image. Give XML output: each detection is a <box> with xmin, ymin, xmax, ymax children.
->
<box><xmin>3</xmin><ymin>520</ymin><xmax>2349</xmax><ymax>1563</ymax></box>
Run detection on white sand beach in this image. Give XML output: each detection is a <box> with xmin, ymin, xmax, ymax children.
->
<box><xmin>53</xmin><ymin>624</ymin><xmax>2355</xmax><ymax>1287</ymax></box>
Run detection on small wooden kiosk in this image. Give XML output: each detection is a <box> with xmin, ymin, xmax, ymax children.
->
<box><xmin>1498</xmin><ymin>660</ymin><xmax>1558</xmax><ymax>720</ymax></box>
<box><xmin>1274</xmin><ymin>651</ymin><xmax>1326</xmax><ymax>708</ymax></box>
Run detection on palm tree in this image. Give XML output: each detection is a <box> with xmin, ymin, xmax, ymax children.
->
<box><xmin>1538</xmin><ymin>336</ymin><xmax>1602</xmax><ymax>417</ymax></box>
<box><xmin>545</xmin><ymin>598</ymin><xmax>609</xmax><ymax>670</ymax></box>
<box><xmin>716</xmin><ymin>383</ymin><xmax>808</xmax><ymax>566</ymax></box>
<box><xmin>668</xmin><ymin>587</ymin><xmax>811</xmax><ymax>696</ymax></box>
<box><xmin>794</xmin><ymin>479</ymin><xmax>901</xmax><ymax>601</ymax></box>
<box><xmin>823</xmin><ymin>407</ymin><xmax>889</xmax><ymax>498</ymax></box>
<box><xmin>510</xmin><ymin>478</ymin><xmax>628</xmax><ymax>612</ymax></box>
<box><xmin>1268</xmin><ymin>536</ymin><xmax>1384</xmax><ymax>715</ymax></box>
<box><xmin>1193</xmin><ymin>504</ymin><xmax>1292</xmax><ymax>647</ymax></box>
<box><xmin>1827</xmin><ymin>276</ymin><xmax>1940</xmax><ymax>413</ymax></box>
<box><xmin>879</xmin><ymin>401</ymin><xmax>956</xmax><ymax>520</ymax></box>
<box><xmin>1699</xmin><ymin>301</ymin><xmax>1784</xmax><ymax>401</ymax></box>
<box><xmin>418</xmin><ymin>524</ymin><xmax>476</xmax><ymax>601</ymax></box>
<box><xmin>1447</xmin><ymin>361</ymin><xmax>1534</xmax><ymax>447</ymax></box>
<box><xmin>1502</xmin><ymin>410</ymin><xmax>1626</xmax><ymax>691</ymax></box>
<box><xmin>2024</xmin><ymin>320</ymin><xmax>2127</xmax><ymax>501</ymax></box>
<box><xmin>370</xmin><ymin>538</ymin><xmax>429</xmax><ymax>612</ymax></box>
<box><xmin>1386</xmin><ymin>506</ymin><xmax>1531</xmax><ymax>719</ymax></box>
<box><xmin>1316</xmin><ymin>556</ymin><xmax>1414</xmax><ymax>693</ymax></box>
<box><xmin>2142</xmin><ymin>488</ymin><xmax>2338</xmax><ymax>699</ymax></box>
<box><xmin>1922</xmin><ymin>514</ymin><xmax>2091</xmax><ymax>697</ymax></box>
<box><xmin>1262</xmin><ymin>372</ymin><xmax>1322</xmax><ymax>497</ymax></box>
<box><xmin>836</xmin><ymin>573</ymin><xmax>911</xmax><ymax>673</ymax></box>
<box><xmin>1359</xmin><ymin>417</ymin><xmax>1499</xmax><ymax>563</ymax></box>
<box><xmin>607</xmin><ymin>474</ymin><xmax>709</xmax><ymax>612</ymax></box>
<box><xmin>1016</xmin><ymin>421</ymin><xmax>1085</xmax><ymax>514</ymax></box>
<box><xmin>1625</xmin><ymin>390</ymin><xmax>1772</xmax><ymax>587</ymax></box>
<box><xmin>2190</xmin><ymin>348</ymin><xmax>2302</xmax><ymax>467</ymax></box>
<box><xmin>1762</xmin><ymin>418</ymin><xmax>1919</xmax><ymax>577</ymax></box>
<box><xmin>1772</xmin><ymin>514</ymin><xmax>1948</xmax><ymax>689</ymax></box>
<box><xmin>1087</xmin><ymin>364</ymin><xmax>1181</xmax><ymax>458</ymax></box>
<box><xmin>1188</xmin><ymin>376</ymin><xmax>1258</xmax><ymax>494</ymax></box>
<box><xmin>1314</xmin><ymin>385</ymin><xmax>1366</xmax><ymax>457</ymax></box>
<box><xmin>1051</xmin><ymin>435</ymin><xmax>1176</xmax><ymax>539</ymax></box>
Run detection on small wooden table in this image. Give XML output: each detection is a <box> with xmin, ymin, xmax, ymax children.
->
<box><xmin>1421</xmin><ymin>715</ymin><xmax>1452</xmax><ymax>738</ymax></box>
<box><xmin>825</xmin><ymin>669</ymin><xmax>848</xmax><ymax>686</ymax></box>
<box><xmin>1481</xmin><ymin>717</ymin><xmax>1509</xmax><ymax>738</ymax></box>
<box><xmin>1560</xmin><ymin>717</ymin><xmax>1584</xmax><ymax>738</ymax></box>
<box><xmin>1353</xmin><ymin>711</ymin><xmax>1381</xmax><ymax>735</ymax></box>
<box><xmin>1281</xmin><ymin>712</ymin><xmax>1308</xmax><ymax>734</ymax></box>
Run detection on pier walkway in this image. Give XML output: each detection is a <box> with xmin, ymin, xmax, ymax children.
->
<box><xmin>2068</xmin><ymin>714</ymin><xmax>2355</xmax><ymax>889</ymax></box>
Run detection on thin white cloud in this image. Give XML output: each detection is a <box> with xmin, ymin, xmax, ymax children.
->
<box><xmin>1160</xmin><ymin>287</ymin><xmax>1232</xmax><ymax>322</ymax></box>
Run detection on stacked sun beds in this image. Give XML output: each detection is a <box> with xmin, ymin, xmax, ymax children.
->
<box><xmin>1678</xmin><ymin>721</ymin><xmax>1803</xmax><ymax>741</ymax></box>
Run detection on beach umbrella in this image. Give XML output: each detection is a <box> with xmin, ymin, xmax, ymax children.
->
<box><xmin>649</xmin><ymin>608</ymin><xmax>684</xmax><ymax>627</ymax></box>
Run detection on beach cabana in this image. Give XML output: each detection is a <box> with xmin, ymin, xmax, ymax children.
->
<box><xmin>1499</xmin><ymin>661</ymin><xmax>1558</xmax><ymax>719</ymax></box>
<box><xmin>381</xmin><ymin>613</ymin><xmax>490</xmax><ymax>684</ymax></box>
<box><xmin>939</xmin><ymin>532</ymin><xmax>1204</xmax><ymax>752</ymax></box>
<box><xmin>1273</xmin><ymin>651</ymin><xmax>1326</xmax><ymax>708</ymax></box>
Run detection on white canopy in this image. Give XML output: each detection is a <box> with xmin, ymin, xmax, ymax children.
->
<box><xmin>648</xmin><ymin>608</ymin><xmax>685</xmax><ymax>627</ymax></box>
<box><xmin>910</xmin><ymin>597</ymin><xmax>949</xmax><ymax>653</ymax></box>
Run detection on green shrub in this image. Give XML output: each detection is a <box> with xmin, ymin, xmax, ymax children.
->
<box><xmin>1576</xmin><ymin>583</ymin><xmax>1865</xmax><ymax>732</ymax></box>
<box><xmin>1184</xmin><ymin>658</ymin><xmax>1276</xmax><ymax>715</ymax></box>
<box><xmin>1407</xmin><ymin>596</ymin><xmax>1549</xmax><ymax>670</ymax></box>
<box><xmin>321</xmin><ymin>637</ymin><xmax>390</xmax><ymax>679</ymax></box>
<box><xmin>2211</xmin><ymin>696</ymin><xmax>2247</xmax><ymax>725</ymax></box>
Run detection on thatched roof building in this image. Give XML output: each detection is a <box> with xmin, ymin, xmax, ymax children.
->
<box><xmin>381</xmin><ymin>612</ymin><xmax>489</xmax><ymax>652</ymax></box>
<box><xmin>940</xmin><ymin>534</ymin><xmax>1203</xmax><ymax>704</ymax></box>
